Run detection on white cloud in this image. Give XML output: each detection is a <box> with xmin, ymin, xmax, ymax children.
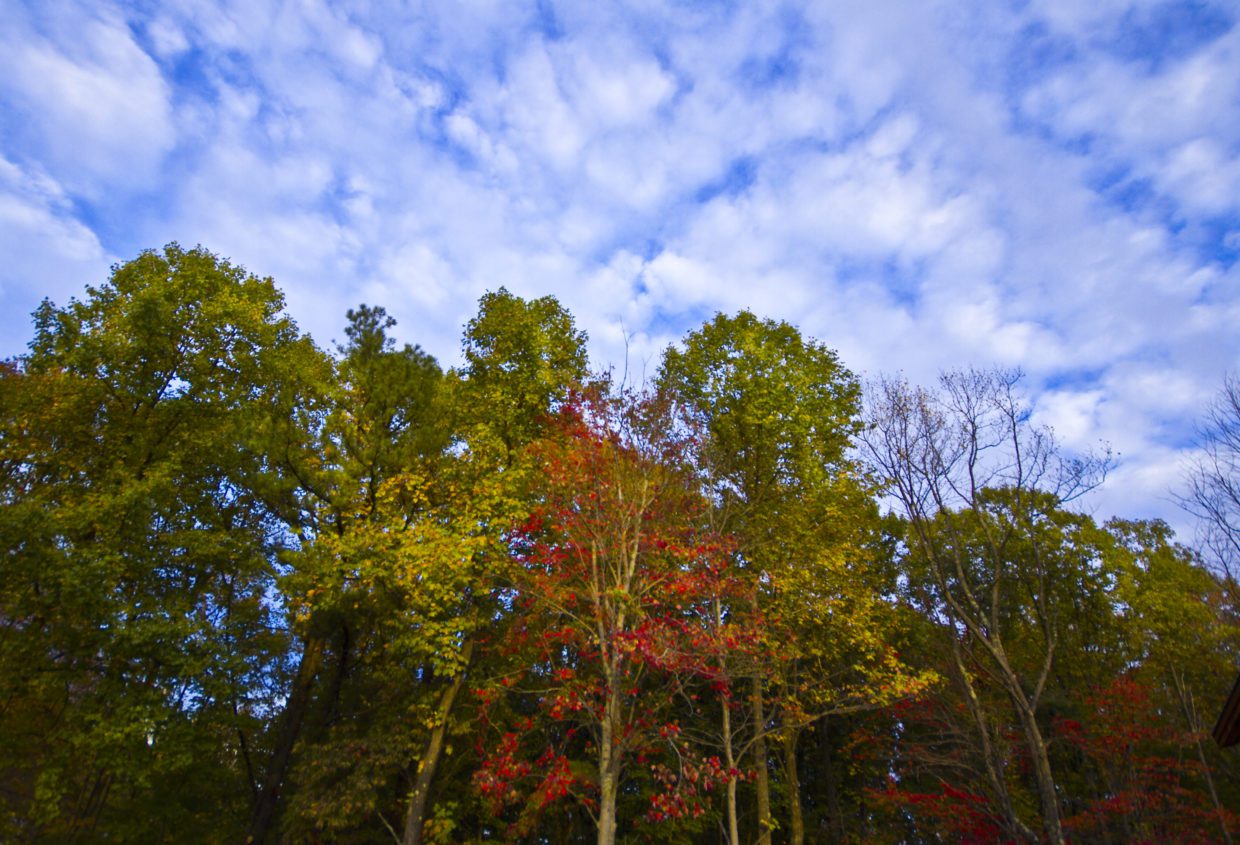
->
<box><xmin>0</xmin><ymin>157</ymin><xmax>112</xmax><ymax>349</ymax></box>
<box><xmin>2</xmin><ymin>0</ymin><xmax>1239</xmax><ymax>537</ymax></box>
<box><xmin>1034</xmin><ymin>388</ymin><xmax>1106</xmax><ymax>449</ymax></box>
<box><xmin>1161</xmin><ymin>137</ymin><xmax>1240</xmax><ymax>215</ymax></box>
<box><xmin>1019</xmin><ymin>20</ymin><xmax>1240</xmax><ymax>218</ymax></box>
<box><xmin>560</xmin><ymin>44</ymin><xmax>674</xmax><ymax>131</ymax></box>
<box><xmin>0</xmin><ymin>10</ymin><xmax>174</xmax><ymax>194</ymax></box>
<box><xmin>145</xmin><ymin>17</ymin><xmax>190</xmax><ymax>59</ymax></box>
<box><xmin>498</xmin><ymin>44</ymin><xmax>588</xmax><ymax>173</ymax></box>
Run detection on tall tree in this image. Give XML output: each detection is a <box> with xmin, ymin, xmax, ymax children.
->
<box><xmin>861</xmin><ymin>368</ymin><xmax>1110</xmax><ymax>845</ymax></box>
<box><xmin>1103</xmin><ymin>519</ymin><xmax>1240</xmax><ymax>844</ymax></box>
<box><xmin>456</xmin><ymin>286</ymin><xmax>589</xmax><ymax>465</ymax></box>
<box><xmin>397</xmin><ymin>288</ymin><xmax>590</xmax><ymax>845</ymax></box>
<box><xmin>0</xmin><ymin>244</ymin><xmax>326</xmax><ymax>842</ymax></box>
<box><xmin>247</xmin><ymin>303</ymin><xmax>450</xmax><ymax>843</ymax></box>
<box><xmin>474</xmin><ymin>387</ymin><xmax>741</xmax><ymax>845</ymax></box>
<box><xmin>247</xmin><ymin>290</ymin><xmax>589</xmax><ymax>845</ymax></box>
<box><xmin>658</xmin><ymin>311</ymin><xmax>924</xmax><ymax>845</ymax></box>
<box><xmin>870</xmin><ymin>499</ymin><xmax>1120</xmax><ymax>844</ymax></box>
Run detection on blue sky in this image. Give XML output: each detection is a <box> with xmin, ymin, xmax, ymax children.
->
<box><xmin>2</xmin><ymin>0</ymin><xmax>1238</xmax><ymax>534</ymax></box>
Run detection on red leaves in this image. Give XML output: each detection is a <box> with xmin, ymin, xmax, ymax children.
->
<box><xmin>1056</xmin><ymin>674</ymin><xmax>1240</xmax><ymax>843</ymax></box>
<box><xmin>473</xmin><ymin>387</ymin><xmax>755</xmax><ymax>833</ymax></box>
<box><xmin>870</xmin><ymin>779</ymin><xmax>1003</xmax><ymax>845</ymax></box>
<box><xmin>532</xmin><ymin>749</ymin><xmax>574</xmax><ymax>808</ymax></box>
<box><xmin>474</xmin><ymin>733</ymin><xmax>534</xmax><ymax>815</ymax></box>
<box><xmin>646</xmin><ymin>751</ymin><xmax>737</xmax><ymax>823</ymax></box>
<box><xmin>873</xmin><ymin>674</ymin><xmax>1240</xmax><ymax>844</ymax></box>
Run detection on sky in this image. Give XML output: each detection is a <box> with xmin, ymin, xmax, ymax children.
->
<box><xmin>1</xmin><ymin>0</ymin><xmax>1238</xmax><ymax>535</ymax></box>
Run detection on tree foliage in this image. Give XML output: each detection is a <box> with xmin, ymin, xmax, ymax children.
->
<box><xmin>1</xmin><ymin>250</ymin><xmax>1236</xmax><ymax>844</ymax></box>
<box><xmin>0</xmin><ymin>244</ymin><xmax>325</xmax><ymax>842</ymax></box>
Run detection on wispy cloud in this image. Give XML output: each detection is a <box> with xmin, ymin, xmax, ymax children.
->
<box><xmin>2</xmin><ymin>0</ymin><xmax>1238</xmax><ymax>534</ymax></box>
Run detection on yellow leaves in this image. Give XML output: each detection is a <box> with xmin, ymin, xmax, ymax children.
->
<box><xmin>376</xmin><ymin>470</ymin><xmax>432</xmax><ymax>511</ymax></box>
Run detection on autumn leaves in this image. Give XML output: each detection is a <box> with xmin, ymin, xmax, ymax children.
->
<box><xmin>2</xmin><ymin>247</ymin><xmax>1237</xmax><ymax>844</ymax></box>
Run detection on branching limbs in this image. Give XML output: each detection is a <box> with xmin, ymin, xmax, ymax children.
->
<box><xmin>1180</xmin><ymin>374</ymin><xmax>1240</xmax><ymax>584</ymax></box>
<box><xmin>861</xmin><ymin>368</ymin><xmax>1110</xmax><ymax>845</ymax></box>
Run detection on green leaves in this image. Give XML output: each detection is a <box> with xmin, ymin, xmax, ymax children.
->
<box><xmin>456</xmin><ymin>287</ymin><xmax>589</xmax><ymax>462</ymax></box>
<box><xmin>327</xmin><ymin>304</ymin><xmax>447</xmax><ymax>496</ymax></box>
<box><xmin>6</xmin><ymin>256</ymin><xmax>1237</xmax><ymax>845</ymax></box>
<box><xmin>659</xmin><ymin>310</ymin><xmax>861</xmax><ymax>507</ymax></box>
<box><xmin>1</xmin><ymin>244</ymin><xmax>328</xmax><ymax>841</ymax></box>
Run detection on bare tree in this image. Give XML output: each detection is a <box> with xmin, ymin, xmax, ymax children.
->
<box><xmin>860</xmin><ymin>368</ymin><xmax>1109</xmax><ymax>845</ymax></box>
<box><xmin>1181</xmin><ymin>374</ymin><xmax>1240</xmax><ymax>584</ymax></box>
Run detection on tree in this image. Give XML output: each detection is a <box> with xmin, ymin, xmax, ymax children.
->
<box><xmin>863</xmin><ymin>505</ymin><xmax>1240</xmax><ymax>845</ymax></box>
<box><xmin>0</xmin><ymin>244</ymin><xmax>326</xmax><ymax>842</ymax></box>
<box><xmin>861</xmin><ymin>368</ymin><xmax>1110</xmax><ymax>845</ymax></box>
<box><xmin>391</xmin><ymin>289</ymin><xmax>592</xmax><ymax>845</ymax></box>
<box><xmin>1103</xmin><ymin>519</ymin><xmax>1240</xmax><ymax>844</ymax></box>
<box><xmin>658</xmin><ymin>312</ymin><xmax>927</xmax><ymax>845</ymax></box>
<box><xmin>475</xmin><ymin>387</ymin><xmax>742</xmax><ymax>845</ymax></box>
<box><xmin>1182</xmin><ymin>374</ymin><xmax>1240</xmax><ymax>584</ymax></box>
<box><xmin>246</xmin><ymin>303</ymin><xmax>454</xmax><ymax>844</ymax></box>
<box><xmin>247</xmin><ymin>289</ymin><xmax>589</xmax><ymax>845</ymax></box>
<box><xmin>866</xmin><ymin>501</ymin><xmax>1121</xmax><ymax>844</ymax></box>
<box><xmin>456</xmin><ymin>287</ymin><xmax>589</xmax><ymax>465</ymax></box>
<box><xmin>1058</xmin><ymin>672</ymin><xmax>1239</xmax><ymax>844</ymax></box>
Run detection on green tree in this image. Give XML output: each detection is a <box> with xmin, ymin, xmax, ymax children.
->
<box><xmin>0</xmin><ymin>244</ymin><xmax>326</xmax><ymax>842</ymax></box>
<box><xmin>392</xmin><ymin>288</ymin><xmax>592</xmax><ymax>845</ymax></box>
<box><xmin>1103</xmin><ymin>520</ymin><xmax>1240</xmax><ymax>843</ymax></box>
<box><xmin>247</xmin><ymin>303</ymin><xmax>450</xmax><ymax>843</ymax></box>
<box><xmin>246</xmin><ymin>289</ymin><xmax>590</xmax><ymax>845</ymax></box>
<box><xmin>658</xmin><ymin>312</ymin><xmax>926</xmax><ymax>845</ymax></box>
<box><xmin>862</xmin><ymin>369</ymin><xmax>1111</xmax><ymax>845</ymax></box>
<box><xmin>456</xmin><ymin>286</ymin><xmax>589</xmax><ymax>465</ymax></box>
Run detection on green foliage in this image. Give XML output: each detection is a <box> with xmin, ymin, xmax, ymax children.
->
<box><xmin>0</xmin><ymin>244</ymin><xmax>327</xmax><ymax>842</ymax></box>
<box><xmin>457</xmin><ymin>287</ymin><xmax>589</xmax><ymax>462</ymax></box>
<box><xmin>3</xmin><ymin>254</ymin><xmax>1236</xmax><ymax>845</ymax></box>
<box><xmin>329</xmin><ymin>305</ymin><xmax>447</xmax><ymax>492</ymax></box>
<box><xmin>660</xmin><ymin>312</ymin><xmax>931</xmax><ymax>845</ymax></box>
<box><xmin>657</xmin><ymin>312</ymin><xmax>882</xmax><ymax>696</ymax></box>
<box><xmin>262</xmin><ymin>290</ymin><xmax>590</xmax><ymax>843</ymax></box>
<box><xmin>659</xmin><ymin>310</ymin><xmax>862</xmax><ymax>530</ymax></box>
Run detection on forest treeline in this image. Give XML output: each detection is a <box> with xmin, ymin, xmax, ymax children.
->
<box><xmin>2</xmin><ymin>244</ymin><xmax>1239</xmax><ymax>844</ymax></box>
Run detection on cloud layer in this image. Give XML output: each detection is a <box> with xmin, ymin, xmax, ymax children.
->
<box><xmin>2</xmin><ymin>0</ymin><xmax>1238</xmax><ymax>533</ymax></box>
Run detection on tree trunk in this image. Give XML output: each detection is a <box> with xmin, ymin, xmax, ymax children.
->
<box><xmin>1008</xmin><ymin>682</ymin><xmax>1064</xmax><ymax>845</ymax></box>
<box><xmin>1193</xmin><ymin>730</ymin><xmax>1233</xmax><ymax>845</ymax></box>
<box><xmin>598</xmin><ymin>765</ymin><xmax>618</xmax><ymax>845</ymax></box>
<box><xmin>752</xmin><ymin>674</ymin><xmax>772</xmax><ymax>844</ymax></box>
<box><xmin>822</xmin><ymin>716</ymin><xmax>845</xmax><ymax>845</ymax></box>
<box><xmin>784</xmin><ymin>728</ymin><xmax>805</xmax><ymax>845</ymax></box>
<box><xmin>597</xmin><ymin>686</ymin><xmax>620</xmax><ymax>845</ymax></box>
<box><xmin>950</xmin><ymin>641</ymin><xmax>1036</xmax><ymax>844</ymax></box>
<box><xmin>722</xmin><ymin>695</ymin><xmax>740</xmax><ymax>845</ymax></box>
<box><xmin>402</xmin><ymin>638</ymin><xmax>475</xmax><ymax>845</ymax></box>
<box><xmin>714</xmin><ymin>597</ymin><xmax>741</xmax><ymax>845</ymax></box>
<box><xmin>321</xmin><ymin>623</ymin><xmax>350</xmax><ymax>731</ymax></box>
<box><xmin>248</xmin><ymin>635</ymin><xmax>325</xmax><ymax>844</ymax></box>
<box><xmin>1173</xmin><ymin>670</ymin><xmax>1233</xmax><ymax>845</ymax></box>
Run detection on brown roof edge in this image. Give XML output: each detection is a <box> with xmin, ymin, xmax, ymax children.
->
<box><xmin>1214</xmin><ymin>670</ymin><xmax>1240</xmax><ymax>748</ymax></box>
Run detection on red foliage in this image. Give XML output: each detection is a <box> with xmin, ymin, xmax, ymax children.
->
<box><xmin>867</xmin><ymin>673</ymin><xmax>1239</xmax><ymax>844</ymax></box>
<box><xmin>872</xmin><ymin>778</ymin><xmax>1005</xmax><ymax>845</ymax></box>
<box><xmin>1057</xmin><ymin>674</ymin><xmax>1240</xmax><ymax>844</ymax></box>
<box><xmin>646</xmin><ymin>747</ymin><xmax>738</xmax><ymax>822</ymax></box>
<box><xmin>472</xmin><ymin>389</ymin><xmax>759</xmax><ymax>831</ymax></box>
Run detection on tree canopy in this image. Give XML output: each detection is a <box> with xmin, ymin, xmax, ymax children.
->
<box><xmin>1</xmin><ymin>247</ymin><xmax>1237</xmax><ymax>844</ymax></box>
